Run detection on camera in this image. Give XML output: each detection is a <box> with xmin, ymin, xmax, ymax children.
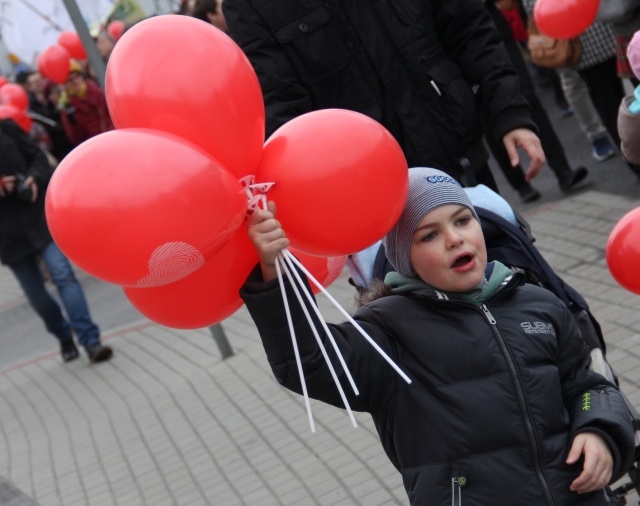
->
<box><xmin>14</xmin><ymin>174</ymin><xmax>34</xmax><ymax>202</ymax></box>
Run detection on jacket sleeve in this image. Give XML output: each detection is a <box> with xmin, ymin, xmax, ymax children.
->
<box><xmin>555</xmin><ymin>304</ymin><xmax>636</xmax><ymax>480</ymax></box>
<box><xmin>431</xmin><ymin>0</ymin><xmax>537</xmax><ymax>141</ymax></box>
<box><xmin>240</xmin><ymin>264</ymin><xmax>401</xmax><ymax>413</ymax></box>
<box><xmin>224</xmin><ymin>0</ymin><xmax>315</xmax><ymax>137</ymax></box>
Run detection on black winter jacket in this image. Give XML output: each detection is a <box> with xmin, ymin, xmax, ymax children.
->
<box><xmin>224</xmin><ymin>0</ymin><xmax>537</xmax><ymax>181</ymax></box>
<box><xmin>241</xmin><ymin>268</ymin><xmax>636</xmax><ymax>505</ymax></box>
<box><xmin>0</xmin><ymin>119</ymin><xmax>54</xmax><ymax>265</ymax></box>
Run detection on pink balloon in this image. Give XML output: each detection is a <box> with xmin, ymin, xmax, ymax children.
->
<box><xmin>534</xmin><ymin>0</ymin><xmax>598</xmax><ymax>39</ymax></box>
<box><xmin>105</xmin><ymin>15</ymin><xmax>265</xmax><ymax>179</ymax></box>
<box><xmin>45</xmin><ymin>128</ymin><xmax>248</xmax><ymax>287</ymax></box>
<box><xmin>0</xmin><ymin>76</ymin><xmax>8</xmax><ymax>88</ymax></box>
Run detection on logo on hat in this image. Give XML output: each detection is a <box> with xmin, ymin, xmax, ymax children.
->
<box><xmin>426</xmin><ymin>175</ymin><xmax>459</xmax><ymax>185</ymax></box>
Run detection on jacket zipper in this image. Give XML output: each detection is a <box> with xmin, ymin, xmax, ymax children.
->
<box><xmin>480</xmin><ymin>304</ymin><xmax>557</xmax><ymax>506</ymax></box>
<box><xmin>451</xmin><ymin>476</ymin><xmax>466</xmax><ymax>506</ymax></box>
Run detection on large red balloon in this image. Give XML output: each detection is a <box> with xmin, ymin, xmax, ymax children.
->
<box><xmin>256</xmin><ymin>109</ymin><xmax>408</xmax><ymax>256</ymax></box>
<box><xmin>57</xmin><ymin>31</ymin><xmax>87</xmax><ymax>60</ymax></box>
<box><xmin>105</xmin><ymin>14</ymin><xmax>264</xmax><ymax>178</ymax></box>
<box><xmin>37</xmin><ymin>45</ymin><xmax>71</xmax><ymax>84</ymax></box>
<box><xmin>45</xmin><ymin>128</ymin><xmax>247</xmax><ymax>287</ymax></box>
<box><xmin>606</xmin><ymin>207</ymin><xmax>640</xmax><ymax>295</ymax></box>
<box><xmin>0</xmin><ymin>104</ymin><xmax>32</xmax><ymax>132</ymax></box>
<box><xmin>0</xmin><ymin>83</ymin><xmax>28</xmax><ymax>110</ymax></box>
<box><xmin>124</xmin><ymin>229</ymin><xmax>259</xmax><ymax>329</ymax></box>
<box><xmin>534</xmin><ymin>0</ymin><xmax>598</xmax><ymax>39</ymax></box>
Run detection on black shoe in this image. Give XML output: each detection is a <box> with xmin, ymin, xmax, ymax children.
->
<box><xmin>518</xmin><ymin>185</ymin><xmax>541</xmax><ymax>203</ymax></box>
<box><xmin>559</xmin><ymin>166</ymin><xmax>589</xmax><ymax>193</ymax></box>
<box><xmin>86</xmin><ymin>343</ymin><xmax>113</xmax><ymax>363</ymax></box>
<box><xmin>60</xmin><ymin>339</ymin><xmax>79</xmax><ymax>362</ymax></box>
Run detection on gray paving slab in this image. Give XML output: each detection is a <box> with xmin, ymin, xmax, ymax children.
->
<box><xmin>1</xmin><ymin>189</ymin><xmax>640</xmax><ymax>505</ymax></box>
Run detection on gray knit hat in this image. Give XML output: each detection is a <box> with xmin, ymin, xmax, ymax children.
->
<box><xmin>382</xmin><ymin>167</ymin><xmax>479</xmax><ymax>277</ymax></box>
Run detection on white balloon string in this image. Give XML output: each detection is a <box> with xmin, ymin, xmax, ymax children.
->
<box><xmin>280</xmin><ymin>251</ymin><xmax>359</xmax><ymax>396</ymax></box>
<box><xmin>275</xmin><ymin>257</ymin><xmax>316</xmax><ymax>433</ymax></box>
<box><xmin>278</xmin><ymin>252</ymin><xmax>358</xmax><ymax>428</ymax></box>
<box><xmin>285</xmin><ymin>251</ymin><xmax>412</xmax><ymax>385</ymax></box>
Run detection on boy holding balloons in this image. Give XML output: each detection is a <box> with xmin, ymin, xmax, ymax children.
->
<box><xmin>241</xmin><ymin>167</ymin><xmax>635</xmax><ymax>505</ymax></box>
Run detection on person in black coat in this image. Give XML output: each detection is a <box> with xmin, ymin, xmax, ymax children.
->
<box><xmin>0</xmin><ymin>119</ymin><xmax>112</xmax><ymax>364</ymax></box>
<box><xmin>240</xmin><ymin>167</ymin><xmax>635</xmax><ymax>505</ymax></box>
<box><xmin>484</xmin><ymin>0</ymin><xmax>589</xmax><ymax>201</ymax></box>
<box><xmin>224</xmin><ymin>0</ymin><xmax>546</xmax><ymax>189</ymax></box>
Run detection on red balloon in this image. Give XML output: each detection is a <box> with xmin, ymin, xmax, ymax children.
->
<box><xmin>57</xmin><ymin>31</ymin><xmax>87</xmax><ymax>60</ymax></box>
<box><xmin>0</xmin><ymin>83</ymin><xmax>29</xmax><ymax>110</ymax></box>
<box><xmin>124</xmin><ymin>229</ymin><xmax>259</xmax><ymax>329</ymax></box>
<box><xmin>256</xmin><ymin>109</ymin><xmax>408</xmax><ymax>256</ymax></box>
<box><xmin>107</xmin><ymin>20</ymin><xmax>125</xmax><ymax>41</ymax></box>
<box><xmin>606</xmin><ymin>207</ymin><xmax>640</xmax><ymax>295</ymax></box>
<box><xmin>0</xmin><ymin>104</ymin><xmax>32</xmax><ymax>132</ymax></box>
<box><xmin>37</xmin><ymin>45</ymin><xmax>71</xmax><ymax>84</ymax></box>
<box><xmin>105</xmin><ymin>15</ymin><xmax>264</xmax><ymax>178</ymax></box>
<box><xmin>289</xmin><ymin>249</ymin><xmax>347</xmax><ymax>294</ymax></box>
<box><xmin>0</xmin><ymin>76</ymin><xmax>8</xmax><ymax>88</ymax></box>
<box><xmin>45</xmin><ymin>128</ymin><xmax>247</xmax><ymax>287</ymax></box>
<box><xmin>534</xmin><ymin>0</ymin><xmax>598</xmax><ymax>39</ymax></box>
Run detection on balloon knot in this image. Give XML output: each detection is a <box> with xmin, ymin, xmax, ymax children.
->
<box><xmin>240</xmin><ymin>175</ymin><xmax>275</xmax><ymax>217</ymax></box>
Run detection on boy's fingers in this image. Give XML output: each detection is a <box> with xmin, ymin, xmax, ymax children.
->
<box><xmin>566</xmin><ymin>435</ymin><xmax>586</xmax><ymax>464</ymax></box>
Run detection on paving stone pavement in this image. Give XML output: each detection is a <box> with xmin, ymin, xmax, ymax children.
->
<box><xmin>1</xmin><ymin>190</ymin><xmax>640</xmax><ymax>506</ymax></box>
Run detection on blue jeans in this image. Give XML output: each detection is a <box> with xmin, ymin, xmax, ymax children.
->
<box><xmin>8</xmin><ymin>241</ymin><xmax>100</xmax><ymax>348</ymax></box>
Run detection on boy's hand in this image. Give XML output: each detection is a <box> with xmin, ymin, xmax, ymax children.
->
<box><xmin>566</xmin><ymin>432</ymin><xmax>613</xmax><ymax>494</ymax></box>
<box><xmin>247</xmin><ymin>201</ymin><xmax>289</xmax><ymax>282</ymax></box>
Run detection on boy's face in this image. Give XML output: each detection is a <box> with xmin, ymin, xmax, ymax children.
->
<box><xmin>409</xmin><ymin>204</ymin><xmax>487</xmax><ymax>292</ymax></box>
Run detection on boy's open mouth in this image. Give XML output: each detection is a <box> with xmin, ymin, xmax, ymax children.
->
<box><xmin>451</xmin><ymin>255</ymin><xmax>472</xmax><ymax>268</ymax></box>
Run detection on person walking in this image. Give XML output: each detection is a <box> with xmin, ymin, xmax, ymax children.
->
<box><xmin>0</xmin><ymin>118</ymin><xmax>113</xmax><ymax>363</ymax></box>
<box><xmin>486</xmin><ymin>0</ymin><xmax>589</xmax><ymax>202</ymax></box>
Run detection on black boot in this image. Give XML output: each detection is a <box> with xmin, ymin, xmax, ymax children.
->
<box><xmin>85</xmin><ymin>343</ymin><xmax>113</xmax><ymax>363</ymax></box>
<box><xmin>60</xmin><ymin>339</ymin><xmax>79</xmax><ymax>362</ymax></box>
<box><xmin>559</xmin><ymin>166</ymin><xmax>589</xmax><ymax>193</ymax></box>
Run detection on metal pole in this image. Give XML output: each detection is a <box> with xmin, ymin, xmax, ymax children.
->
<box><xmin>209</xmin><ymin>324</ymin><xmax>233</xmax><ymax>359</ymax></box>
<box><xmin>60</xmin><ymin>0</ymin><xmax>107</xmax><ymax>89</ymax></box>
